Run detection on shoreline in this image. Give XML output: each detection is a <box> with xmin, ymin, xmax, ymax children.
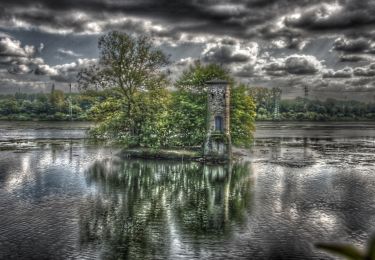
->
<box><xmin>119</xmin><ymin>147</ymin><xmax>247</xmax><ymax>164</ymax></box>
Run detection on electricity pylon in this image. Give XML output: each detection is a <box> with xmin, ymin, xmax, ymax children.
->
<box><xmin>304</xmin><ymin>85</ymin><xmax>309</xmax><ymax>98</ymax></box>
<box><xmin>304</xmin><ymin>85</ymin><xmax>309</xmax><ymax>112</ymax></box>
<box><xmin>272</xmin><ymin>87</ymin><xmax>282</xmax><ymax>120</ymax></box>
<box><xmin>69</xmin><ymin>83</ymin><xmax>73</xmax><ymax>121</ymax></box>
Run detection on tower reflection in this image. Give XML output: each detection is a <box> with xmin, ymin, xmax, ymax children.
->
<box><xmin>79</xmin><ymin>158</ymin><xmax>253</xmax><ymax>259</ymax></box>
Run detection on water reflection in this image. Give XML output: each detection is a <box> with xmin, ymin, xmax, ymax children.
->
<box><xmin>80</xmin><ymin>159</ymin><xmax>252</xmax><ymax>259</ymax></box>
<box><xmin>1</xmin><ymin>122</ymin><xmax>375</xmax><ymax>259</ymax></box>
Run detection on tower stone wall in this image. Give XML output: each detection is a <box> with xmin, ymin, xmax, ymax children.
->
<box><xmin>204</xmin><ymin>80</ymin><xmax>232</xmax><ymax>161</ymax></box>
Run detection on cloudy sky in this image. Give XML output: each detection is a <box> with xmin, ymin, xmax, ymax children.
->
<box><xmin>1</xmin><ymin>0</ymin><xmax>375</xmax><ymax>100</ymax></box>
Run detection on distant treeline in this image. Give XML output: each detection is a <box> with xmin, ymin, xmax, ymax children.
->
<box><xmin>0</xmin><ymin>90</ymin><xmax>97</xmax><ymax>121</ymax></box>
<box><xmin>1</xmin><ymin>87</ymin><xmax>375</xmax><ymax>122</ymax></box>
<box><xmin>279</xmin><ymin>98</ymin><xmax>375</xmax><ymax>121</ymax></box>
<box><xmin>249</xmin><ymin>87</ymin><xmax>375</xmax><ymax>121</ymax></box>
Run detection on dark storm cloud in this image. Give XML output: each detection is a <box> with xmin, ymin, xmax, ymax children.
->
<box><xmin>7</xmin><ymin>64</ymin><xmax>33</xmax><ymax>74</ymax></box>
<box><xmin>263</xmin><ymin>62</ymin><xmax>287</xmax><ymax>77</ymax></box>
<box><xmin>263</xmin><ymin>55</ymin><xmax>323</xmax><ymax>76</ymax></box>
<box><xmin>0</xmin><ymin>0</ymin><xmax>335</xmax><ymax>39</ymax></box>
<box><xmin>1</xmin><ymin>0</ymin><xmax>374</xmax><ymax>44</ymax></box>
<box><xmin>50</xmin><ymin>58</ymin><xmax>97</xmax><ymax>83</ymax></box>
<box><xmin>233</xmin><ymin>64</ymin><xmax>256</xmax><ymax>78</ymax></box>
<box><xmin>285</xmin><ymin>56</ymin><xmax>322</xmax><ymax>74</ymax></box>
<box><xmin>332</xmin><ymin>37</ymin><xmax>375</xmax><ymax>56</ymax></box>
<box><xmin>34</xmin><ymin>64</ymin><xmax>56</xmax><ymax>76</ymax></box>
<box><xmin>353</xmin><ymin>64</ymin><xmax>375</xmax><ymax>77</ymax></box>
<box><xmin>323</xmin><ymin>67</ymin><xmax>352</xmax><ymax>78</ymax></box>
<box><xmin>338</xmin><ymin>55</ymin><xmax>371</xmax><ymax>63</ymax></box>
<box><xmin>284</xmin><ymin>0</ymin><xmax>375</xmax><ymax>31</ymax></box>
<box><xmin>202</xmin><ymin>44</ymin><xmax>250</xmax><ymax>64</ymax></box>
<box><xmin>0</xmin><ymin>35</ymin><xmax>44</xmax><ymax>74</ymax></box>
<box><xmin>1</xmin><ymin>0</ymin><xmax>375</xmax><ymax>97</ymax></box>
<box><xmin>35</xmin><ymin>58</ymin><xmax>97</xmax><ymax>82</ymax></box>
<box><xmin>0</xmin><ymin>33</ymin><xmax>95</xmax><ymax>82</ymax></box>
<box><xmin>0</xmin><ymin>1</ymin><xmax>244</xmax><ymax>37</ymax></box>
<box><xmin>333</xmin><ymin>37</ymin><xmax>370</xmax><ymax>53</ymax></box>
<box><xmin>0</xmin><ymin>36</ymin><xmax>34</xmax><ymax>57</ymax></box>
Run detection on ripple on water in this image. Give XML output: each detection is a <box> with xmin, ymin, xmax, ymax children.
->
<box><xmin>0</xmin><ymin>132</ymin><xmax>375</xmax><ymax>259</ymax></box>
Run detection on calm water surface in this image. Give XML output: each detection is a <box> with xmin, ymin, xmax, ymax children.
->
<box><xmin>0</xmin><ymin>121</ymin><xmax>375</xmax><ymax>259</ymax></box>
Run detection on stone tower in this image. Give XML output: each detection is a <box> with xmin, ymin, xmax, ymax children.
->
<box><xmin>204</xmin><ymin>79</ymin><xmax>232</xmax><ymax>161</ymax></box>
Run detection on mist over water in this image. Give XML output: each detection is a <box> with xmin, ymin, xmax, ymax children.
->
<box><xmin>0</xmin><ymin>122</ymin><xmax>374</xmax><ymax>259</ymax></box>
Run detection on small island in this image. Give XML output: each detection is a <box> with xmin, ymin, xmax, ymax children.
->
<box><xmin>74</xmin><ymin>32</ymin><xmax>256</xmax><ymax>161</ymax></box>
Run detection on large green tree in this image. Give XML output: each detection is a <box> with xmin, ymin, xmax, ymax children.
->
<box><xmin>78</xmin><ymin>31</ymin><xmax>170</xmax><ymax>146</ymax></box>
<box><xmin>78</xmin><ymin>31</ymin><xmax>168</xmax><ymax>105</ymax></box>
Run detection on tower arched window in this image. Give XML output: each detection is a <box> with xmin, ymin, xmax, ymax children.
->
<box><xmin>215</xmin><ymin>116</ymin><xmax>224</xmax><ymax>132</ymax></box>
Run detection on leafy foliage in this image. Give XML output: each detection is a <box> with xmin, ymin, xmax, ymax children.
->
<box><xmin>78</xmin><ymin>31</ymin><xmax>168</xmax><ymax>97</ymax></box>
<box><xmin>173</xmin><ymin>63</ymin><xmax>256</xmax><ymax>147</ymax></box>
<box><xmin>166</xmin><ymin>90</ymin><xmax>207</xmax><ymax>147</ymax></box>
<box><xmin>88</xmin><ymin>89</ymin><xmax>171</xmax><ymax>148</ymax></box>
<box><xmin>78</xmin><ymin>31</ymin><xmax>170</xmax><ymax>147</ymax></box>
<box><xmin>175</xmin><ymin>61</ymin><xmax>232</xmax><ymax>92</ymax></box>
<box><xmin>231</xmin><ymin>85</ymin><xmax>256</xmax><ymax>147</ymax></box>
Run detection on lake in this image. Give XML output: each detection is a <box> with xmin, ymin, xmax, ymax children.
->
<box><xmin>0</xmin><ymin>121</ymin><xmax>375</xmax><ymax>259</ymax></box>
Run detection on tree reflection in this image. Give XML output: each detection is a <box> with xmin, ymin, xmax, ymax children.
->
<box><xmin>79</xmin><ymin>158</ymin><xmax>252</xmax><ymax>259</ymax></box>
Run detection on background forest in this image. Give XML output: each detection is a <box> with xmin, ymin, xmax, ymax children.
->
<box><xmin>1</xmin><ymin>88</ymin><xmax>374</xmax><ymax>122</ymax></box>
